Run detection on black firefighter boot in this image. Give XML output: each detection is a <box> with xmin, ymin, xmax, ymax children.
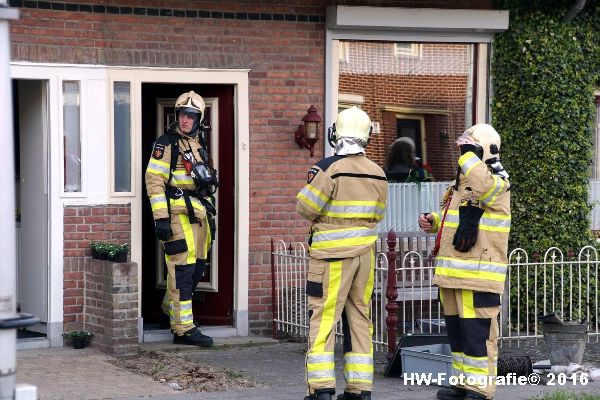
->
<box><xmin>464</xmin><ymin>390</ymin><xmax>487</xmax><ymax>400</ymax></box>
<box><xmin>336</xmin><ymin>391</ymin><xmax>371</xmax><ymax>400</ymax></box>
<box><xmin>173</xmin><ymin>327</ymin><xmax>214</xmax><ymax>347</ymax></box>
<box><xmin>436</xmin><ymin>386</ymin><xmax>466</xmax><ymax>400</ymax></box>
<box><xmin>304</xmin><ymin>388</ymin><xmax>335</xmax><ymax>400</ymax></box>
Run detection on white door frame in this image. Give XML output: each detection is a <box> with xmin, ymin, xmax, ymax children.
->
<box><xmin>10</xmin><ymin>63</ymin><xmax>251</xmax><ymax>345</ymax></box>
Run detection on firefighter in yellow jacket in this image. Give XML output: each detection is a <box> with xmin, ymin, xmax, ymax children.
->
<box><xmin>145</xmin><ymin>90</ymin><xmax>218</xmax><ymax>347</ymax></box>
<box><xmin>297</xmin><ymin>107</ymin><xmax>388</xmax><ymax>400</ymax></box>
<box><xmin>419</xmin><ymin>124</ymin><xmax>510</xmax><ymax>400</ymax></box>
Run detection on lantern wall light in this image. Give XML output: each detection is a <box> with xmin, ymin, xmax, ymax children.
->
<box><xmin>295</xmin><ymin>105</ymin><xmax>322</xmax><ymax>157</ymax></box>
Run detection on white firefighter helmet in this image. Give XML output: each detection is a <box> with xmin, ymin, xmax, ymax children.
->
<box><xmin>334</xmin><ymin>106</ymin><xmax>372</xmax><ymax>143</ymax></box>
<box><xmin>457</xmin><ymin>123</ymin><xmax>501</xmax><ymax>163</ymax></box>
<box><xmin>175</xmin><ymin>90</ymin><xmax>205</xmax><ymax>121</ymax></box>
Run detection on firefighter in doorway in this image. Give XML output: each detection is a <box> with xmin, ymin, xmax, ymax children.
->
<box><xmin>296</xmin><ymin>107</ymin><xmax>388</xmax><ymax>400</ymax></box>
<box><xmin>145</xmin><ymin>90</ymin><xmax>218</xmax><ymax>347</ymax></box>
<box><xmin>418</xmin><ymin>124</ymin><xmax>510</xmax><ymax>400</ymax></box>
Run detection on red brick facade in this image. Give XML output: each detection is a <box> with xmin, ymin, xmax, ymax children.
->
<box><xmin>63</xmin><ymin>204</ymin><xmax>131</xmax><ymax>331</ymax></box>
<box><xmin>10</xmin><ymin>0</ymin><xmax>497</xmax><ymax>336</ymax></box>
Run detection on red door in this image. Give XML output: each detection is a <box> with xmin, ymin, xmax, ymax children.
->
<box><xmin>141</xmin><ymin>83</ymin><xmax>235</xmax><ymax>327</ymax></box>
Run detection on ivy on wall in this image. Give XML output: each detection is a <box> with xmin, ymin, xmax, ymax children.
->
<box><xmin>492</xmin><ymin>0</ymin><xmax>600</xmax><ymax>253</ymax></box>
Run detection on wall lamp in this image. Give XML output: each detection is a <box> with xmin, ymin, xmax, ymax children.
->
<box><xmin>295</xmin><ymin>105</ymin><xmax>322</xmax><ymax>157</ymax></box>
<box><xmin>439</xmin><ymin>130</ymin><xmax>449</xmax><ymax>143</ymax></box>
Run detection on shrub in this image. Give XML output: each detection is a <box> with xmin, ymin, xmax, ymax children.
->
<box><xmin>492</xmin><ymin>2</ymin><xmax>600</xmax><ymax>254</ymax></box>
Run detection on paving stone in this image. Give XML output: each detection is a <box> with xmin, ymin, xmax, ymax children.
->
<box><xmin>16</xmin><ymin>337</ymin><xmax>600</xmax><ymax>400</ymax></box>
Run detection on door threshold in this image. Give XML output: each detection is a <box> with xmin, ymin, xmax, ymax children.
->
<box><xmin>143</xmin><ymin>325</ymin><xmax>237</xmax><ymax>343</ymax></box>
<box><xmin>17</xmin><ymin>337</ymin><xmax>50</xmax><ymax>350</ymax></box>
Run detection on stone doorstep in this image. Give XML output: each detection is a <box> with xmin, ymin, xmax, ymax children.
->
<box><xmin>140</xmin><ymin>333</ymin><xmax>279</xmax><ymax>352</ymax></box>
<box><xmin>143</xmin><ymin>325</ymin><xmax>239</xmax><ymax>342</ymax></box>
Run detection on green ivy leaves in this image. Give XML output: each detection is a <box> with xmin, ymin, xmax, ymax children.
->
<box><xmin>492</xmin><ymin>4</ymin><xmax>600</xmax><ymax>253</ymax></box>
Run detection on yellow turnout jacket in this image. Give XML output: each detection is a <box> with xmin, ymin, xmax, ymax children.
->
<box><xmin>430</xmin><ymin>152</ymin><xmax>511</xmax><ymax>294</ymax></box>
<box><xmin>296</xmin><ymin>154</ymin><xmax>388</xmax><ymax>259</ymax></box>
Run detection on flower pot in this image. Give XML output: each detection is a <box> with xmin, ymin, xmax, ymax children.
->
<box><xmin>91</xmin><ymin>249</ymin><xmax>99</xmax><ymax>259</ymax></box>
<box><xmin>114</xmin><ymin>250</ymin><xmax>128</xmax><ymax>263</ymax></box>
<box><xmin>98</xmin><ymin>252</ymin><xmax>107</xmax><ymax>260</ymax></box>
<box><xmin>72</xmin><ymin>336</ymin><xmax>87</xmax><ymax>349</ymax></box>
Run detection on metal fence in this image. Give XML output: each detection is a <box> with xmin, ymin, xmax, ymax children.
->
<box><xmin>382</xmin><ymin>180</ymin><xmax>600</xmax><ymax>232</ymax></box>
<box><xmin>272</xmin><ymin>239</ymin><xmax>600</xmax><ymax>354</ymax></box>
<box><xmin>377</xmin><ymin>182</ymin><xmax>449</xmax><ymax>233</ymax></box>
<box><xmin>503</xmin><ymin>246</ymin><xmax>599</xmax><ymax>342</ymax></box>
<box><xmin>590</xmin><ymin>180</ymin><xmax>600</xmax><ymax>230</ymax></box>
<box><xmin>271</xmin><ymin>240</ymin><xmax>388</xmax><ymax>352</ymax></box>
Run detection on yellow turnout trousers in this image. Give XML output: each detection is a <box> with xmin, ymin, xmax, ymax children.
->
<box><xmin>440</xmin><ymin>288</ymin><xmax>500</xmax><ymax>399</ymax></box>
<box><xmin>160</xmin><ymin>213</ymin><xmax>211</xmax><ymax>335</ymax></box>
<box><xmin>305</xmin><ymin>247</ymin><xmax>375</xmax><ymax>395</ymax></box>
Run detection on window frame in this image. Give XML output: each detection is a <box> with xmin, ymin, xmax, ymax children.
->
<box><xmin>325</xmin><ymin>5</ymin><xmax>508</xmax><ymax>156</ymax></box>
<box><xmin>59</xmin><ymin>78</ymin><xmax>85</xmax><ymax>197</ymax></box>
<box><xmin>110</xmin><ymin>80</ymin><xmax>134</xmax><ymax>196</ymax></box>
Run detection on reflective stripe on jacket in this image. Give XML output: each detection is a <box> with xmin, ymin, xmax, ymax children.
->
<box><xmin>296</xmin><ymin>154</ymin><xmax>388</xmax><ymax>259</ymax></box>
<box><xmin>430</xmin><ymin>152</ymin><xmax>511</xmax><ymax>294</ymax></box>
<box><xmin>145</xmin><ymin>131</ymin><xmax>207</xmax><ymax>222</ymax></box>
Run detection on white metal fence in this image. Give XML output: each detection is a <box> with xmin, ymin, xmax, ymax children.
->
<box><xmin>377</xmin><ymin>182</ymin><xmax>450</xmax><ymax>233</ymax></box>
<box><xmin>272</xmin><ymin>240</ymin><xmax>600</xmax><ymax>353</ymax></box>
<box><xmin>590</xmin><ymin>180</ymin><xmax>600</xmax><ymax>230</ymax></box>
<box><xmin>271</xmin><ymin>240</ymin><xmax>388</xmax><ymax>351</ymax></box>
<box><xmin>503</xmin><ymin>246</ymin><xmax>599</xmax><ymax>342</ymax></box>
<box><xmin>382</xmin><ymin>180</ymin><xmax>600</xmax><ymax>232</ymax></box>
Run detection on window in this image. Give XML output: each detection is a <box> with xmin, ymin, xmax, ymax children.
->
<box><xmin>113</xmin><ymin>82</ymin><xmax>131</xmax><ymax>192</ymax></box>
<box><xmin>593</xmin><ymin>95</ymin><xmax>600</xmax><ymax>179</ymax></box>
<box><xmin>339</xmin><ymin>41</ymin><xmax>350</xmax><ymax>63</ymax></box>
<box><xmin>394</xmin><ymin>43</ymin><xmax>421</xmax><ymax>58</ymax></box>
<box><xmin>62</xmin><ymin>81</ymin><xmax>81</xmax><ymax>192</ymax></box>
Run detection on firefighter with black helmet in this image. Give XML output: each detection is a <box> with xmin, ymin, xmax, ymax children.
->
<box><xmin>297</xmin><ymin>106</ymin><xmax>388</xmax><ymax>400</ymax></box>
<box><xmin>419</xmin><ymin>124</ymin><xmax>510</xmax><ymax>400</ymax></box>
<box><xmin>145</xmin><ymin>90</ymin><xmax>218</xmax><ymax>347</ymax></box>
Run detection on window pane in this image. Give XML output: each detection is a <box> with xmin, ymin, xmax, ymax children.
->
<box><xmin>338</xmin><ymin>41</ymin><xmax>474</xmax><ymax>181</ymax></box>
<box><xmin>113</xmin><ymin>82</ymin><xmax>131</xmax><ymax>192</ymax></box>
<box><xmin>63</xmin><ymin>81</ymin><xmax>81</xmax><ymax>192</ymax></box>
<box><xmin>593</xmin><ymin>97</ymin><xmax>600</xmax><ymax>179</ymax></box>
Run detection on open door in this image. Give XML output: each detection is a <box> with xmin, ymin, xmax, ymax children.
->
<box><xmin>14</xmin><ymin>79</ymin><xmax>49</xmax><ymax>329</ymax></box>
<box><xmin>141</xmin><ymin>83</ymin><xmax>235</xmax><ymax>328</ymax></box>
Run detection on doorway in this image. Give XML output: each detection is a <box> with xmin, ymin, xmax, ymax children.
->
<box><xmin>141</xmin><ymin>83</ymin><xmax>235</xmax><ymax>328</ymax></box>
<box><xmin>12</xmin><ymin>79</ymin><xmax>50</xmax><ymax>337</ymax></box>
<box><xmin>397</xmin><ymin>118</ymin><xmax>424</xmax><ymax>161</ymax></box>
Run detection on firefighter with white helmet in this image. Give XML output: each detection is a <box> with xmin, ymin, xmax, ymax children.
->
<box><xmin>418</xmin><ymin>123</ymin><xmax>510</xmax><ymax>400</ymax></box>
<box><xmin>145</xmin><ymin>90</ymin><xmax>217</xmax><ymax>346</ymax></box>
<box><xmin>297</xmin><ymin>106</ymin><xmax>388</xmax><ymax>400</ymax></box>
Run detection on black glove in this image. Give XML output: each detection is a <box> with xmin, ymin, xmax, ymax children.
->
<box><xmin>154</xmin><ymin>218</ymin><xmax>172</xmax><ymax>241</ymax></box>
<box><xmin>452</xmin><ymin>205</ymin><xmax>484</xmax><ymax>252</ymax></box>
<box><xmin>460</xmin><ymin>144</ymin><xmax>484</xmax><ymax>159</ymax></box>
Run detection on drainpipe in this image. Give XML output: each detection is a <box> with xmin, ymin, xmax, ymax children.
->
<box><xmin>564</xmin><ymin>0</ymin><xmax>586</xmax><ymax>22</ymax></box>
<box><xmin>0</xmin><ymin>3</ymin><xmax>36</xmax><ymax>400</ymax></box>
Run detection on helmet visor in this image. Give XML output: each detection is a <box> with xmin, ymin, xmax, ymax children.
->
<box><xmin>455</xmin><ymin>129</ymin><xmax>479</xmax><ymax>147</ymax></box>
<box><xmin>178</xmin><ymin>107</ymin><xmax>200</xmax><ymax>115</ymax></box>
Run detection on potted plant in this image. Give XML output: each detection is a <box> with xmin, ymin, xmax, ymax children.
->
<box><xmin>114</xmin><ymin>243</ymin><xmax>129</xmax><ymax>262</ymax></box>
<box><xmin>104</xmin><ymin>243</ymin><xmax>129</xmax><ymax>262</ymax></box>
<box><xmin>90</xmin><ymin>241</ymin><xmax>100</xmax><ymax>259</ymax></box>
<box><xmin>90</xmin><ymin>242</ymin><xmax>129</xmax><ymax>262</ymax></box>
<box><xmin>63</xmin><ymin>330</ymin><xmax>93</xmax><ymax>349</ymax></box>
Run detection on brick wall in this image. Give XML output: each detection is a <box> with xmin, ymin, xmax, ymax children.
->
<box><xmin>340</xmin><ymin>73</ymin><xmax>467</xmax><ymax>181</ymax></box>
<box><xmin>12</xmin><ymin>0</ymin><xmax>497</xmax><ymax>336</ymax></box>
<box><xmin>85</xmin><ymin>259</ymin><xmax>138</xmax><ymax>356</ymax></box>
<box><xmin>63</xmin><ymin>204</ymin><xmax>131</xmax><ymax>332</ymax></box>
